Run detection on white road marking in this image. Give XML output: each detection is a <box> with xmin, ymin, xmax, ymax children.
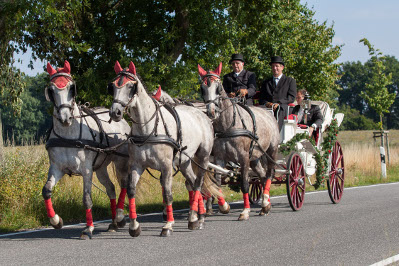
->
<box><xmin>369</xmin><ymin>254</ymin><xmax>399</xmax><ymax>266</ymax></box>
<box><xmin>1</xmin><ymin>182</ymin><xmax>398</xmax><ymax>238</ymax></box>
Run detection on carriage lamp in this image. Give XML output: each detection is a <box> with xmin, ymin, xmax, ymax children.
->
<box><xmin>302</xmin><ymin>92</ymin><xmax>311</xmax><ymax>124</ymax></box>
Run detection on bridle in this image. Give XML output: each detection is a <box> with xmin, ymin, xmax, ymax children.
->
<box><xmin>47</xmin><ymin>72</ymin><xmax>77</xmax><ymax>120</ymax></box>
<box><xmin>108</xmin><ymin>70</ymin><xmax>138</xmax><ymax>108</ymax></box>
<box><xmin>200</xmin><ymin>73</ymin><xmax>224</xmax><ymax>111</ymax></box>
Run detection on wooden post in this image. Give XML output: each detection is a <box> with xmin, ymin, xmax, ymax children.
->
<box><xmin>385</xmin><ymin>132</ymin><xmax>390</xmax><ymax>165</ymax></box>
<box><xmin>0</xmin><ymin>110</ymin><xmax>3</xmax><ymax>163</ymax></box>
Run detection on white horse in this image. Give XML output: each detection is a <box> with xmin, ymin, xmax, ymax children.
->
<box><xmin>43</xmin><ymin>61</ymin><xmax>130</xmax><ymax>239</ymax></box>
<box><xmin>109</xmin><ymin>61</ymin><xmax>215</xmax><ymax>237</ymax></box>
<box><xmin>151</xmin><ymin>85</ymin><xmax>230</xmax><ymax>215</ymax></box>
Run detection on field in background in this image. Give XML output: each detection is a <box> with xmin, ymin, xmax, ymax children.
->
<box><xmin>1</xmin><ymin>130</ymin><xmax>398</xmax><ymax>232</ymax></box>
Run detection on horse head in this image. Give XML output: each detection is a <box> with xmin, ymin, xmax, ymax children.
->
<box><xmin>108</xmin><ymin>61</ymin><xmax>139</xmax><ymax>122</ymax></box>
<box><xmin>46</xmin><ymin>60</ymin><xmax>77</xmax><ymax>126</ymax></box>
<box><xmin>198</xmin><ymin>62</ymin><xmax>224</xmax><ymax>119</ymax></box>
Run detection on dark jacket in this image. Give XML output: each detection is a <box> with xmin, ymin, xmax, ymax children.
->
<box><xmin>292</xmin><ymin>104</ymin><xmax>323</xmax><ymax>129</ymax></box>
<box><xmin>223</xmin><ymin>70</ymin><xmax>256</xmax><ymax>105</ymax></box>
<box><xmin>259</xmin><ymin>74</ymin><xmax>297</xmax><ymax>130</ymax></box>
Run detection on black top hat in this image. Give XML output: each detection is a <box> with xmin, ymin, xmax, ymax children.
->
<box><xmin>229</xmin><ymin>54</ymin><xmax>245</xmax><ymax>64</ymax></box>
<box><xmin>269</xmin><ymin>56</ymin><xmax>284</xmax><ymax>66</ymax></box>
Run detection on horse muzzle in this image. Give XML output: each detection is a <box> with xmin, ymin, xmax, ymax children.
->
<box><xmin>109</xmin><ymin>103</ymin><xmax>124</xmax><ymax>122</ymax></box>
<box><xmin>58</xmin><ymin>108</ymin><xmax>73</xmax><ymax>127</ymax></box>
<box><xmin>206</xmin><ymin>102</ymin><xmax>220</xmax><ymax>120</ymax></box>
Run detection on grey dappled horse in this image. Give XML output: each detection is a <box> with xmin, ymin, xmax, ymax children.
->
<box><xmin>198</xmin><ymin>63</ymin><xmax>280</xmax><ymax>220</ymax></box>
<box><xmin>151</xmin><ymin>86</ymin><xmax>231</xmax><ymax>215</ymax></box>
<box><xmin>43</xmin><ymin>61</ymin><xmax>130</xmax><ymax>239</ymax></box>
<box><xmin>109</xmin><ymin>61</ymin><xmax>215</xmax><ymax>237</ymax></box>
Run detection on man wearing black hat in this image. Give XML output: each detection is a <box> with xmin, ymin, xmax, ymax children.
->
<box><xmin>222</xmin><ymin>54</ymin><xmax>257</xmax><ymax>105</ymax></box>
<box><xmin>259</xmin><ymin>56</ymin><xmax>297</xmax><ymax>130</ymax></box>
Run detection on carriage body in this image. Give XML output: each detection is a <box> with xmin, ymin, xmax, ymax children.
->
<box><xmin>211</xmin><ymin>100</ymin><xmax>345</xmax><ymax>211</ymax></box>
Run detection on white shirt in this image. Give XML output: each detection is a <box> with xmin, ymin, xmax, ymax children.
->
<box><xmin>274</xmin><ymin>74</ymin><xmax>283</xmax><ymax>85</ymax></box>
<box><xmin>234</xmin><ymin>70</ymin><xmax>243</xmax><ymax>77</ymax></box>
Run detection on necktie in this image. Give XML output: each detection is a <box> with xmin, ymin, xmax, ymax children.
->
<box><xmin>274</xmin><ymin>78</ymin><xmax>279</xmax><ymax>86</ymax></box>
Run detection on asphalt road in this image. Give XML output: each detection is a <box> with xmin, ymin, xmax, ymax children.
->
<box><xmin>1</xmin><ymin>183</ymin><xmax>399</xmax><ymax>266</ymax></box>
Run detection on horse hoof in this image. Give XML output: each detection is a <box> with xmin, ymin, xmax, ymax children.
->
<box><xmin>206</xmin><ymin>209</ymin><xmax>213</xmax><ymax>217</ymax></box>
<box><xmin>117</xmin><ymin>217</ymin><xmax>127</xmax><ymax>228</ymax></box>
<box><xmin>198</xmin><ymin>221</ymin><xmax>205</xmax><ymax>230</ymax></box>
<box><xmin>80</xmin><ymin>231</ymin><xmax>92</xmax><ymax>240</ymax></box>
<box><xmin>259</xmin><ymin>205</ymin><xmax>272</xmax><ymax>216</ymax></box>
<box><xmin>129</xmin><ymin>225</ymin><xmax>141</xmax><ymax>237</ymax></box>
<box><xmin>188</xmin><ymin>220</ymin><xmax>199</xmax><ymax>230</ymax></box>
<box><xmin>107</xmin><ymin>223</ymin><xmax>118</xmax><ymax>232</ymax></box>
<box><xmin>219</xmin><ymin>204</ymin><xmax>230</xmax><ymax>214</ymax></box>
<box><xmin>238</xmin><ymin>214</ymin><xmax>249</xmax><ymax>221</ymax></box>
<box><xmin>51</xmin><ymin>217</ymin><xmax>63</xmax><ymax>230</ymax></box>
<box><xmin>160</xmin><ymin>228</ymin><xmax>172</xmax><ymax>237</ymax></box>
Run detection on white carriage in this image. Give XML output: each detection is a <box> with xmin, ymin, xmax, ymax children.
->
<box><xmin>210</xmin><ymin>100</ymin><xmax>345</xmax><ymax>211</ymax></box>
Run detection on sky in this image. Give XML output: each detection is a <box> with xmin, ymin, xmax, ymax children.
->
<box><xmin>15</xmin><ymin>0</ymin><xmax>399</xmax><ymax>76</ymax></box>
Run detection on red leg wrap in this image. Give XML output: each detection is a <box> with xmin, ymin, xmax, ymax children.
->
<box><xmin>243</xmin><ymin>193</ymin><xmax>250</xmax><ymax>209</ymax></box>
<box><xmin>198</xmin><ymin>195</ymin><xmax>205</xmax><ymax>215</ymax></box>
<box><xmin>166</xmin><ymin>204</ymin><xmax>174</xmax><ymax>222</ymax></box>
<box><xmin>190</xmin><ymin>191</ymin><xmax>200</xmax><ymax>211</ymax></box>
<box><xmin>110</xmin><ymin>199</ymin><xmax>116</xmax><ymax>219</ymax></box>
<box><xmin>264</xmin><ymin>179</ymin><xmax>272</xmax><ymax>195</ymax></box>
<box><xmin>217</xmin><ymin>190</ymin><xmax>226</xmax><ymax>206</ymax></box>
<box><xmin>44</xmin><ymin>198</ymin><xmax>55</xmax><ymax>218</ymax></box>
<box><xmin>129</xmin><ymin>198</ymin><xmax>137</xmax><ymax>220</ymax></box>
<box><xmin>117</xmin><ymin>188</ymin><xmax>127</xmax><ymax>209</ymax></box>
<box><xmin>188</xmin><ymin>190</ymin><xmax>194</xmax><ymax>207</ymax></box>
<box><xmin>86</xmin><ymin>209</ymin><xmax>94</xmax><ymax>227</ymax></box>
<box><xmin>217</xmin><ymin>197</ymin><xmax>226</xmax><ymax>206</ymax></box>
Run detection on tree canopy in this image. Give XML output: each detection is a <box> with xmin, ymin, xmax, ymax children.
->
<box><xmin>2</xmin><ymin>0</ymin><xmax>341</xmax><ymax>107</ymax></box>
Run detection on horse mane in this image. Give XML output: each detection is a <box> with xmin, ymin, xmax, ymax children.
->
<box><xmin>135</xmin><ymin>73</ymin><xmax>148</xmax><ymax>92</ymax></box>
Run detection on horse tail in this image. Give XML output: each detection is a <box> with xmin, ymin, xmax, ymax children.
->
<box><xmin>202</xmin><ymin>171</ymin><xmax>224</xmax><ymax>198</ymax></box>
<box><xmin>190</xmin><ymin>158</ymin><xmax>223</xmax><ymax>198</ymax></box>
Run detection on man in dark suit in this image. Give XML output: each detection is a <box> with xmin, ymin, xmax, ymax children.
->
<box><xmin>292</xmin><ymin>89</ymin><xmax>323</xmax><ymax>136</ymax></box>
<box><xmin>259</xmin><ymin>56</ymin><xmax>296</xmax><ymax>130</ymax></box>
<box><xmin>223</xmin><ymin>54</ymin><xmax>256</xmax><ymax>105</ymax></box>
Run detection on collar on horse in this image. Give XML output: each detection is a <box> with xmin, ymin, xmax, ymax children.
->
<box><xmin>215</xmin><ymin>100</ymin><xmax>259</xmax><ymax>158</ymax></box>
<box><xmin>46</xmin><ymin>104</ymin><xmax>129</xmax><ymax>170</ymax></box>
<box><xmin>129</xmin><ymin>97</ymin><xmax>185</xmax><ymax>157</ymax></box>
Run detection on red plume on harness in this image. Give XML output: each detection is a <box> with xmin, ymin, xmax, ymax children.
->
<box><xmin>47</xmin><ymin>60</ymin><xmax>71</xmax><ymax>89</ymax></box>
<box><xmin>152</xmin><ymin>85</ymin><xmax>162</xmax><ymax>101</ymax></box>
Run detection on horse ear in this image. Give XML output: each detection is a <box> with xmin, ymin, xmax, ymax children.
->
<box><xmin>198</xmin><ymin>64</ymin><xmax>207</xmax><ymax>77</ymax></box>
<box><xmin>214</xmin><ymin>62</ymin><xmax>222</xmax><ymax>76</ymax></box>
<box><xmin>128</xmin><ymin>61</ymin><xmax>136</xmax><ymax>75</ymax></box>
<box><xmin>63</xmin><ymin>60</ymin><xmax>71</xmax><ymax>74</ymax></box>
<box><xmin>47</xmin><ymin>62</ymin><xmax>57</xmax><ymax>76</ymax></box>
<box><xmin>153</xmin><ymin>85</ymin><xmax>162</xmax><ymax>101</ymax></box>
<box><xmin>114</xmin><ymin>61</ymin><xmax>123</xmax><ymax>74</ymax></box>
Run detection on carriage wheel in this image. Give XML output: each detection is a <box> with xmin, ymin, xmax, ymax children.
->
<box><xmin>249</xmin><ymin>179</ymin><xmax>262</xmax><ymax>205</ymax></box>
<box><xmin>327</xmin><ymin>141</ymin><xmax>345</xmax><ymax>204</ymax></box>
<box><xmin>286</xmin><ymin>152</ymin><xmax>306</xmax><ymax>211</ymax></box>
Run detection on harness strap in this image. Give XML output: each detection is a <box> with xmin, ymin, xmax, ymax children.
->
<box><xmin>129</xmin><ymin>134</ymin><xmax>180</xmax><ymax>150</ymax></box>
<box><xmin>215</xmin><ymin>128</ymin><xmax>258</xmax><ymax>140</ymax></box>
<box><xmin>238</xmin><ymin>103</ymin><xmax>258</xmax><ymax>158</ymax></box>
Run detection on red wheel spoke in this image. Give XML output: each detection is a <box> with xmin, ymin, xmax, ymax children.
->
<box><xmin>297</xmin><ymin>189</ymin><xmax>303</xmax><ymax>203</ymax></box>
